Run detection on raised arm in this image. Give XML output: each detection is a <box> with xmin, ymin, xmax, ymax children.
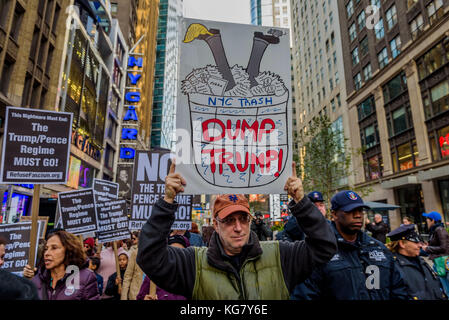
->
<box><xmin>279</xmin><ymin>162</ymin><xmax>337</xmax><ymax>292</ymax></box>
<box><xmin>136</xmin><ymin>162</ymin><xmax>196</xmax><ymax>298</ymax></box>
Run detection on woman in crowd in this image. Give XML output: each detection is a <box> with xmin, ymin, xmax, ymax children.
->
<box><xmin>23</xmin><ymin>230</ymin><xmax>99</xmax><ymax>300</ymax></box>
<box><xmin>421</xmin><ymin>211</ymin><xmax>449</xmax><ymax>296</ymax></box>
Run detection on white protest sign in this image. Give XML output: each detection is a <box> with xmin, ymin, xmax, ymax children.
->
<box><xmin>175</xmin><ymin>18</ymin><xmax>292</xmax><ymax>194</ymax></box>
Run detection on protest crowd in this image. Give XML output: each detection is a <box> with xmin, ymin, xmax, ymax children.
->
<box><xmin>1</xmin><ymin>159</ymin><xmax>448</xmax><ymax>301</ymax></box>
<box><xmin>0</xmin><ymin>15</ymin><xmax>449</xmax><ymax>304</ymax></box>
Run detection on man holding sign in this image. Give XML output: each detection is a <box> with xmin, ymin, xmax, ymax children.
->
<box><xmin>137</xmin><ymin>162</ymin><xmax>337</xmax><ymax>299</ymax></box>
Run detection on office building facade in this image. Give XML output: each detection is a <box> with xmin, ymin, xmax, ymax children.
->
<box><xmin>337</xmin><ymin>0</ymin><xmax>449</xmax><ymax>232</ymax></box>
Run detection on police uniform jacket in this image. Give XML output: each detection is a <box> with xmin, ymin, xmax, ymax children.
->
<box><xmin>291</xmin><ymin>222</ymin><xmax>408</xmax><ymax>300</ymax></box>
<box><xmin>393</xmin><ymin>253</ymin><xmax>447</xmax><ymax>300</ymax></box>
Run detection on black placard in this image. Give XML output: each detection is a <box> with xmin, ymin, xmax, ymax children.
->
<box><xmin>0</xmin><ymin>222</ymin><xmax>37</xmax><ymax>274</ymax></box>
<box><xmin>96</xmin><ymin>199</ymin><xmax>130</xmax><ymax>243</ymax></box>
<box><xmin>93</xmin><ymin>178</ymin><xmax>119</xmax><ymax>202</ymax></box>
<box><xmin>58</xmin><ymin>189</ymin><xmax>98</xmax><ymax>235</ymax></box>
<box><xmin>130</xmin><ymin>150</ymin><xmax>192</xmax><ymax>230</ymax></box>
<box><xmin>0</xmin><ymin>107</ymin><xmax>73</xmax><ymax>184</ymax></box>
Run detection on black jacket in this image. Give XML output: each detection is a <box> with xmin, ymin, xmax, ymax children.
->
<box><xmin>291</xmin><ymin>222</ymin><xmax>408</xmax><ymax>300</ymax></box>
<box><xmin>393</xmin><ymin>253</ymin><xmax>447</xmax><ymax>300</ymax></box>
<box><xmin>104</xmin><ymin>269</ymin><xmax>125</xmax><ymax>300</ymax></box>
<box><xmin>250</xmin><ymin>219</ymin><xmax>272</xmax><ymax>241</ymax></box>
<box><xmin>365</xmin><ymin>221</ymin><xmax>389</xmax><ymax>243</ymax></box>
<box><xmin>426</xmin><ymin>223</ymin><xmax>449</xmax><ymax>260</ymax></box>
<box><xmin>0</xmin><ymin>270</ymin><xmax>40</xmax><ymax>300</ymax></box>
<box><xmin>136</xmin><ymin>196</ymin><xmax>337</xmax><ymax>299</ymax></box>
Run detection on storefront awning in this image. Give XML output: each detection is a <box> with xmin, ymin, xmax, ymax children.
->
<box><xmin>365</xmin><ymin>201</ymin><xmax>400</xmax><ymax>211</ymax></box>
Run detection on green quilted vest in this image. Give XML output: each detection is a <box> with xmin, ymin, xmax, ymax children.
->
<box><xmin>192</xmin><ymin>241</ymin><xmax>289</xmax><ymax>300</ymax></box>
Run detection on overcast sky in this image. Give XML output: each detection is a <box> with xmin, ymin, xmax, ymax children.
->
<box><xmin>183</xmin><ymin>0</ymin><xmax>251</xmax><ymax>24</ymax></box>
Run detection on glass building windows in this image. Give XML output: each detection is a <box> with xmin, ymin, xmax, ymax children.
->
<box><xmin>392</xmin><ymin>140</ymin><xmax>418</xmax><ymax>172</ymax></box>
<box><xmin>386</xmin><ymin>5</ymin><xmax>397</xmax><ymax>30</ymax></box>
<box><xmin>410</xmin><ymin>14</ymin><xmax>424</xmax><ymax>39</ymax></box>
<box><xmin>374</xmin><ymin>18</ymin><xmax>385</xmax><ymax>40</ymax></box>
<box><xmin>390</xmin><ymin>36</ymin><xmax>402</xmax><ymax>59</ymax></box>
<box><xmin>378</xmin><ymin>47</ymin><xmax>389</xmax><ymax>69</ymax></box>
<box><xmin>383</xmin><ymin>72</ymin><xmax>408</xmax><ymax>104</ymax></box>
<box><xmin>349</xmin><ymin>23</ymin><xmax>356</xmax><ymax>42</ymax></box>
<box><xmin>357</xmin><ymin>95</ymin><xmax>375</xmax><ymax>121</ymax></box>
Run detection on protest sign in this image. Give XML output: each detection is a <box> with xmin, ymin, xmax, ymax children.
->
<box><xmin>0</xmin><ymin>107</ymin><xmax>72</xmax><ymax>184</ymax></box>
<box><xmin>58</xmin><ymin>189</ymin><xmax>98</xmax><ymax>235</ymax></box>
<box><xmin>130</xmin><ymin>150</ymin><xmax>193</xmax><ymax>230</ymax></box>
<box><xmin>116</xmin><ymin>165</ymin><xmax>133</xmax><ymax>200</ymax></box>
<box><xmin>96</xmin><ymin>199</ymin><xmax>130</xmax><ymax>243</ymax></box>
<box><xmin>175</xmin><ymin>19</ymin><xmax>292</xmax><ymax>194</ymax></box>
<box><xmin>20</xmin><ymin>216</ymin><xmax>49</xmax><ymax>240</ymax></box>
<box><xmin>93</xmin><ymin>178</ymin><xmax>119</xmax><ymax>202</ymax></box>
<box><xmin>0</xmin><ymin>222</ymin><xmax>39</xmax><ymax>274</ymax></box>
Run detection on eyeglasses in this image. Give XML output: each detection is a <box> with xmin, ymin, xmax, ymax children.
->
<box><xmin>215</xmin><ymin>214</ymin><xmax>251</xmax><ymax>226</ymax></box>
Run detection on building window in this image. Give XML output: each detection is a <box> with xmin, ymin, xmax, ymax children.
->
<box><xmin>346</xmin><ymin>0</ymin><xmax>354</xmax><ymax>18</ymax></box>
<box><xmin>361</xmin><ymin>124</ymin><xmax>380</xmax><ymax>149</ymax></box>
<box><xmin>410</xmin><ymin>14</ymin><xmax>424</xmax><ymax>39</ymax></box>
<box><xmin>335</xmin><ymin>71</ymin><xmax>340</xmax><ymax>84</ymax></box>
<box><xmin>0</xmin><ymin>56</ymin><xmax>14</xmax><ymax>95</ymax></box>
<box><xmin>427</xmin><ymin>0</ymin><xmax>444</xmax><ymax>25</ymax></box>
<box><xmin>331</xmin><ymin>98</ymin><xmax>336</xmax><ymax>111</ymax></box>
<box><xmin>392</xmin><ymin>140</ymin><xmax>419</xmax><ymax>172</ymax></box>
<box><xmin>0</xmin><ymin>0</ymin><xmax>12</xmax><ymax>29</ymax></box>
<box><xmin>417</xmin><ymin>42</ymin><xmax>447</xmax><ymax>80</ymax></box>
<box><xmin>357</xmin><ymin>96</ymin><xmax>375</xmax><ymax>121</ymax></box>
<box><xmin>407</xmin><ymin>0</ymin><xmax>419</xmax><ymax>9</ymax></box>
<box><xmin>337</xmin><ymin>93</ymin><xmax>341</xmax><ymax>107</ymax></box>
<box><xmin>349</xmin><ymin>23</ymin><xmax>357</xmax><ymax>42</ymax></box>
<box><xmin>423</xmin><ymin>81</ymin><xmax>449</xmax><ymax>119</ymax></box>
<box><xmin>363</xmin><ymin>63</ymin><xmax>372</xmax><ymax>81</ymax></box>
<box><xmin>390</xmin><ymin>36</ymin><xmax>402</xmax><ymax>59</ymax></box>
<box><xmin>374</xmin><ymin>18</ymin><xmax>385</xmax><ymax>40</ymax></box>
<box><xmin>385</xmin><ymin>5</ymin><xmax>397</xmax><ymax>30</ymax></box>
<box><xmin>360</xmin><ymin>36</ymin><xmax>369</xmax><ymax>57</ymax></box>
<box><xmin>429</xmin><ymin>125</ymin><xmax>449</xmax><ymax>160</ymax></box>
<box><xmin>333</xmin><ymin>51</ymin><xmax>337</xmax><ymax>65</ymax></box>
<box><xmin>10</xmin><ymin>2</ymin><xmax>25</xmax><ymax>41</ymax></box>
<box><xmin>383</xmin><ymin>71</ymin><xmax>407</xmax><ymax>103</ymax></box>
<box><xmin>352</xmin><ymin>47</ymin><xmax>360</xmax><ymax>65</ymax></box>
<box><xmin>365</xmin><ymin>155</ymin><xmax>383</xmax><ymax>180</ymax></box>
<box><xmin>378</xmin><ymin>47</ymin><xmax>389</xmax><ymax>69</ymax></box>
<box><xmin>357</xmin><ymin>10</ymin><xmax>366</xmax><ymax>31</ymax></box>
<box><xmin>354</xmin><ymin>73</ymin><xmax>362</xmax><ymax>90</ymax></box>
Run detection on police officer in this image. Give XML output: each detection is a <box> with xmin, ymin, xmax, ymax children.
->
<box><xmin>386</xmin><ymin>224</ymin><xmax>447</xmax><ymax>300</ymax></box>
<box><xmin>291</xmin><ymin>190</ymin><xmax>408</xmax><ymax>300</ymax></box>
<box><xmin>308</xmin><ymin>191</ymin><xmax>327</xmax><ymax>217</ymax></box>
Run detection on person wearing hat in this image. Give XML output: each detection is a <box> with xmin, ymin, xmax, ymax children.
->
<box><xmin>307</xmin><ymin>191</ymin><xmax>327</xmax><ymax>217</ymax></box>
<box><xmin>136</xmin><ymin>162</ymin><xmax>337</xmax><ymax>299</ymax></box>
<box><xmin>83</xmin><ymin>237</ymin><xmax>95</xmax><ymax>257</ymax></box>
<box><xmin>421</xmin><ymin>211</ymin><xmax>449</xmax><ymax>295</ymax></box>
<box><xmin>250</xmin><ymin>211</ymin><xmax>272</xmax><ymax>241</ymax></box>
<box><xmin>386</xmin><ymin>224</ymin><xmax>447</xmax><ymax>300</ymax></box>
<box><xmin>291</xmin><ymin>190</ymin><xmax>408</xmax><ymax>300</ymax></box>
